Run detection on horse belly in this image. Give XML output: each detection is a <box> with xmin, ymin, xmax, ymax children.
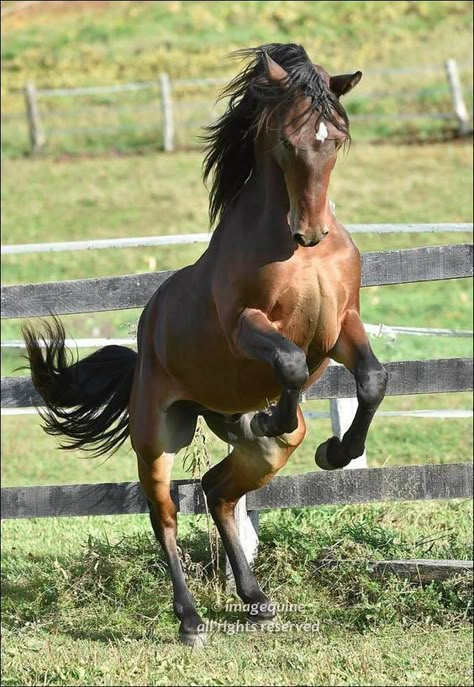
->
<box><xmin>167</xmin><ymin>319</ymin><xmax>335</xmax><ymax>415</ymax></box>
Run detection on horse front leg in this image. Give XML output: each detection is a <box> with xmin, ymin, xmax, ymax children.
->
<box><xmin>315</xmin><ymin>310</ymin><xmax>388</xmax><ymax>470</ymax></box>
<box><xmin>232</xmin><ymin>308</ymin><xmax>308</xmax><ymax>437</ymax></box>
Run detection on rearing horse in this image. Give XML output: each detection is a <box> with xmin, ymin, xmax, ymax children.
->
<box><xmin>23</xmin><ymin>43</ymin><xmax>387</xmax><ymax>646</ymax></box>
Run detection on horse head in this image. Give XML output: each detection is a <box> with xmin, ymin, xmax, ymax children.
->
<box><xmin>258</xmin><ymin>47</ymin><xmax>362</xmax><ymax>247</ymax></box>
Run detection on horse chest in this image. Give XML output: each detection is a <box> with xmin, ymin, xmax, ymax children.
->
<box><xmin>268</xmin><ymin>279</ymin><xmax>338</xmax><ymax>351</ymax></box>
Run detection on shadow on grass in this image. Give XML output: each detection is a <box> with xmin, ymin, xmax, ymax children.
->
<box><xmin>2</xmin><ymin>506</ymin><xmax>472</xmax><ymax>644</ymax></box>
<box><xmin>1</xmin><ymin>527</ymin><xmax>236</xmax><ymax>643</ymax></box>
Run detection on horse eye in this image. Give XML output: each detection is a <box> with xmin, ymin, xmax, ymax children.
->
<box><xmin>280</xmin><ymin>137</ymin><xmax>292</xmax><ymax>150</ymax></box>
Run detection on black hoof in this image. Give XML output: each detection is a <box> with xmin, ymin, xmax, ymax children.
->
<box><xmin>178</xmin><ymin>614</ymin><xmax>208</xmax><ymax>647</ymax></box>
<box><xmin>178</xmin><ymin>630</ymin><xmax>208</xmax><ymax>647</ymax></box>
<box><xmin>315</xmin><ymin>437</ymin><xmax>352</xmax><ymax>470</ymax></box>
<box><xmin>245</xmin><ymin>598</ymin><xmax>276</xmax><ymax>625</ymax></box>
<box><xmin>250</xmin><ymin>410</ymin><xmax>297</xmax><ymax>438</ymax></box>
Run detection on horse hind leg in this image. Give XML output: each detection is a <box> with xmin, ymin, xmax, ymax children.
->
<box><xmin>202</xmin><ymin>407</ymin><xmax>306</xmax><ymax>622</ymax></box>
<box><xmin>130</xmin><ymin>391</ymin><xmax>205</xmax><ymax>646</ymax></box>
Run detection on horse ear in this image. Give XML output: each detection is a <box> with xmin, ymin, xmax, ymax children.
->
<box><xmin>262</xmin><ymin>51</ymin><xmax>289</xmax><ymax>85</ymax></box>
<box><xmin>330</xmin><ymin>71</ymin><xmax>362</xmax><ymax>97</ymax></box>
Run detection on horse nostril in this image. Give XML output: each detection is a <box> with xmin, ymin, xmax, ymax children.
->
<box><xmin>294</xmin><ymin>232</ymin><xmax>319</xmax><ymax>247</ymax></box>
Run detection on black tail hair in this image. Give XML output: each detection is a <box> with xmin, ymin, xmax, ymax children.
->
<box><xmin>22</xmin><ymin>317</ymin><xmax>137</xmax><ymax>457</ymax></box>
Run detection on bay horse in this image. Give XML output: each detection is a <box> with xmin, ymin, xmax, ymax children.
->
<box><xmin>23</xmin><ymin>43</ymin><xmax>387</xmax><ymax>646</ymax></box>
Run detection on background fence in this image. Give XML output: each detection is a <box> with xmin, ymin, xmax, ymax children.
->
<box><xmin>2</xmin><ymin>224</ymin><xmax>473</xmax><ymax>474</ymax></box>
<box><xmin>1</xmin><ymin>59</ymin><xmax>472</xmax><ymax>157</ymax></box>
<box><xmin>1</xmin><ymin>228</ymin><xmax>473</xmax><ymax>575</ymax></box>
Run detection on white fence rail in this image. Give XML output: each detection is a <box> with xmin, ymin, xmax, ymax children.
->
<box><xmin>2</xmin><ymin>322</ymin><xmax>472</xmax><ymax>352</ymax></box>
<box><xmin>3</xmin><ymin>406</ymin><xmax>472</xmax><ymax>420</ymax></box>
<box><xmin>2</xmin><ymin>223</ymin><xmax>472</xmax><ymax>256</ymax></box>
<box><xmin>2</xmin><ymin>225</ymin><xmax>472</xmax><ymax>470</ymax></box>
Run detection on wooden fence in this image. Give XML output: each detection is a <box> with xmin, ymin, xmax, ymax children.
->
<box><xmin>1</xmin><ymin>236</ymin><xmax>473</xmax><ymax>570</ymax></box>
<box><xmin>2</xmin><ymin>464</ymin><xmax>473</xmax><ymax>521</ymax></box>
<box><xmin>3</xmin><ymin>59</ymin><xmax>471</xmax><ymax>155</ymax></box>
<box><xmin>2</xmin><ymin>243</ymin><xmax>472</xmax><ymax>318</ymax></box>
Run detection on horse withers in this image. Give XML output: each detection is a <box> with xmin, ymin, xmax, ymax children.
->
<box><xmin>23</xmin><ymin>43</ymin><xmax>387</xmax><ymax>646</ymax></box>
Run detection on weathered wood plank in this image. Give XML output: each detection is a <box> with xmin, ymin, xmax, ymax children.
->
<box><xmin>1</xmin><ymin>271</ymin><xmax>172</xmax><ymax>320</ymax></box>
<box><xmin>1</xmin><ymin>463</ymin><xmax>472</xmax><ymax>520</ymax></box>
<box><xmin>0</xmin><ymin>478</ymin><xmax>205</xmax><ymax>520</ymax></box>
<box><xmin>361</xmin><ymin>243</ymin><xmax>472</xmax><ymax>287</ymax></box>
<box><xmin>3</xmin><ymin>358</ymin><xmax>472</xmax><ymax>408</ymax></box>
<box><xmin>314</xmin><ymin>558</ymin><xmax>473</xmax><ymax>582</ymax></box>
<box><xmin>2</xmin><ymin>244</ymin><xmax>472</xmax><ymax>319</ymax></box>
<box><xmin>0</xmin><ymin>481</ymin><xmax>148</xmax><ymax>520</ymax></box>
<box><xmin>304</xmin><ymin>358</ymin><xmax>473</xmax><ymax>400</ymax></box>
<box><xmin>247</xmin><ymin>463</ymin><xmax>473</xmax><ymax>511</ymax></box>
<box><xmin>372</xmin><ymin>558</ymin><xmax>473</xmax><ymax>581</ymax></box>
<box><xmin>1</xmin><ymin>376</ymin><xmax>41</xmax><ymax>408</ymax></box>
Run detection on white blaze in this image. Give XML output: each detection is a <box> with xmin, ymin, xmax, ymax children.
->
<box><xmin>316</xmin><ymin>121</ymin><xmax>328</xmax><ymax>142</ymax></box>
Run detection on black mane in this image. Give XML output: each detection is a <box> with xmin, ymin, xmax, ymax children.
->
<box><xmin>202</xmin><ymin>43</ymin><xmax>350</xmax><ymax>227</ymax></box>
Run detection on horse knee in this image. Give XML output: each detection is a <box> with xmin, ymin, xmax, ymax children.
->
<box><xmin>200</xmin><ymin>461</ymin><xmax>232</xmax><ymax>515</ymax></box>
<box><xmin>273</xmin><ymin>346</ymin><xmax>308</xmax><ymax>389</ymax></box>
<box><xmin>201</xmin><ymin>480</ymin><xmax>234</xmax><ymax>518</ymax></box>
<box><xmin>357</xmin><ymin>363</ymin><xmax>387</xmax><ymax>408</ymax></box>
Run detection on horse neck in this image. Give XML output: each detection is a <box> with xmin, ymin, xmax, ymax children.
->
<box><xmin>237</xmin><ymin>136</ymin><xmax>331</xmax><ymax>243</ymax></box>
<box><xmin>234</xmin><ymin>137</ymin><xmax>290</xmax><ymax>236</ymax></box>
<box><xmin>255</xmin><ymin>138</ymin><xmax>288</xmax><ymax>204</ymax></box>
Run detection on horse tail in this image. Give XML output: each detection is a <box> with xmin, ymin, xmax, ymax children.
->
<box><xmin>22</xmin><ymin>316</ymin><xmax>137</xmax><ymax>458</ymax></box>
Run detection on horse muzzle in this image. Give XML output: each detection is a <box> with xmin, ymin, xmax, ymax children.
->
<box><xmin>293</xmin><ymin>225</ymin><xmax>329</xmax><ymax>247</ymax></box>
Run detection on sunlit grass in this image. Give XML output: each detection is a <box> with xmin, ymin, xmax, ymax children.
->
<box><xmin>1</xmin><ymin>4</ymin><xmax>473</xmax><ymax>677</ymax></box>
<box><xmin>1</xmin><ymin>1</ymin><xmax>472</xmax><ymax>156</ymax></box>
<box><xmin>2</xmin><ymin>143</ymin><xmax>472</xmax><ymax>481</ymax></box>
<box><xmin>1</xmin><ymin>499</ymin><xmax>472</xmax><ymax>686</ymax></box>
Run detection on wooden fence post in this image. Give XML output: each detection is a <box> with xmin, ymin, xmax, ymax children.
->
<box><xmin>24</xmin><ymin>81</ymin><xmax>45</xmax><ymax>153</ymax></box>
<box><xmin>225</xmin><ymin>496</ymin><xmax>259</xmax><ymax>590</ymax></box>
<box><xmin>445</xmin><ymin>59</ymin><xmax>471</xmax><ymax>135</ymax></box>
<box><xmin>329</xmin><ymin>397</ymin><xmax>368</xmax><ymax>469</ymax></box>
<box><xmin>159</xmin><ymin>73</ymin><xmax>174</xmax><ymax>152</ymax></box>
<box><xmin>224</xmin><ymin>438</ymin><xmax>259</xmax><ymax>590</ymax></box>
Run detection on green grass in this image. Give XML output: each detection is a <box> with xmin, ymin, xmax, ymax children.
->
<box><xmin>1</xmin><ymin>15</ymin><xmax>473</xmax><ymax>678</ymax></box>
<box><xmin>2</xmin><ymin>390</ymin><xmax>473</xmax><ymax>488</ymax></box>
<box><xmin>1</xmin><ymin>142</ymin><xmax>473</xmax><ymax>488</ymax></box>
<box><xmin>1</xmin><ymin>144</ymin><xmax>473</xmax><ymax>685</ymax></box>
<box><xmin>2</xmin><ymin>501</ymin><xmax>473</xmax><ymax>685</ymax></box>
<box><xmin>1</xmin><ymin>1</ymin><xmax>472</xmax><ymax>156</ymax></box>
<box><xmin>2</xmin><ymin>142</ymin><xmax>473</xmax><ymax>255</ymax></box>
<box><xmin>3</xmin><ymin>1</ymin><xmax>472</xmax><ymax>93</ymax></box>
<box><xmin>1</xmin><ymin>142</ymin><xmax>472</xmax><ymax>476</ymax></box>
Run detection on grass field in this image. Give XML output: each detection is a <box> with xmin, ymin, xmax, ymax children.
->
<box><xmin>2</xmin><ymin>140</ymin><xmax>473</xmax><ymax>686</ymax></box>
<box><xmin>2</xmin><ymin>502</ymin><xmax>472</xmax><ymax>686</ymax></box>
<box><xmin>2</xmin><ymin>141</ymin><xmax>473</xmax><ymax>484</ymax></box>
<box><xmin>1</xmin><ymin>2</ymin><xmax>473</xmax><ymax>685</ymax></box>
<box><xmin>1</xmin><ymin>1</ymin><xmax>473</xmax><ymax>155</ymax></box>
